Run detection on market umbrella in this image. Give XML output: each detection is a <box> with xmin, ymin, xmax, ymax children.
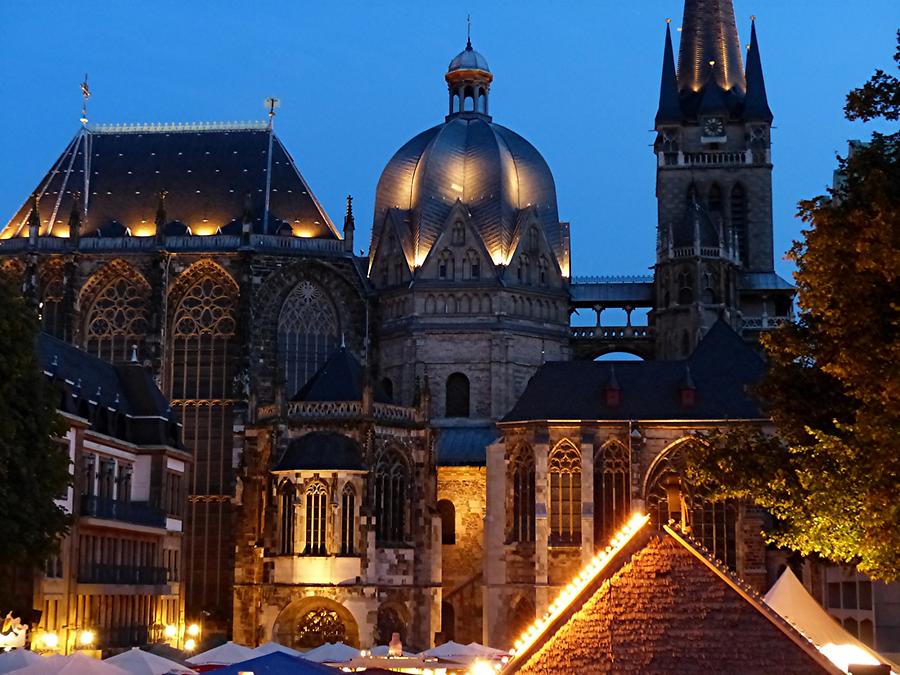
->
<box><xmin>420</xmin><ymin>641</ymin><xmax>473</xmax><ymax>658</ymax></box>
<box><xmin>11</xmin><ymin>653</ymin><xmax>129</xmax><ymax>674</ymax></box>
<box><xmin>368</xmin><ymin>645</ymin><xmax>414</xmax><ymax>657</ymax></box>
<box><xmin>299</xmin><ymin>642</ymin><xmax>359</xmax><ymax>664</ymax></box>
<box><xmin>105</xmin><ymin>647</ymin><xmax>196</xmax><ymax>675</ymax></box>
<box><xmin>0</xmin><ymin>649</ymin><xmax>43</xmax><ymax>673</ymax></box>
<box><xmin>186</xmin><ymin>642</ymin><xmax>255</xmax><ymax>668</ymax></box>
<box><xmin>207</xmin><ymin>652</ymin><xmax>337</xmax><ymax>674</ymax></box>
<box><xmin>466</xmin><ymin>642</ymin><xmax>507</xmax><ymax>658</ymax></box>
<box><xmin>251</xmin><ymin>642</ymin><xmax>301</xmax><ymax>658</ymax></box>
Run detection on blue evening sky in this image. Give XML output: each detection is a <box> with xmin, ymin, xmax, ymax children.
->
<box><xmin>0</xmin><ymin>1</ymin><xmax>896</xmax><ymax>282</ymax></box>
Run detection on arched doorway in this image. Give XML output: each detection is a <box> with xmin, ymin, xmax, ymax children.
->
<box><xmin>272</xmin><ymin>596</ymin><xmax>360</xmax><ymax>649</ymax></box>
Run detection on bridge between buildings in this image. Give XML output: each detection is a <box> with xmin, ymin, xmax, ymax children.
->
<box><xmin>569</xmin><ymin>275</ymin><xmax>656</xmax><ymax>360</ymax></box>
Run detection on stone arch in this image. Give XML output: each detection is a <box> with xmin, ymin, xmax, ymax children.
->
<box><xmin>425</xmin><ymin>294</ymin><xmax>435</xmax><ymax>314</ymax></box>
<box><xmin>446</xmin><ymin>294</ymin><xmax>457</xmax><ymax>313</ymax></box>
<box><xmin>506</xmin><ymin>594</ymin><xmax>535</xmax><ymax>649</ymax></box>
<box><xmin>548</xmin><ymin>439</ymin><xmax>581</xmax><ymax>545</ymax></box>
<box><xmin>482</xmin><ymin>294</ymin><xmax>492</xmax><ymax>314</ymax></box>
<box><xmin>375</xmin><ymin>599</ymin><xmax>411</xmax><ymax>646</ymax></box>
<box><xmin>278</xmin><ymin>279</ymin><xmax>340</xmax><ymax>398</ymax></box>
<box><xmin>272</xmin><ymin>596</ymin><xmax>360</xmax><ymax>649</ymax></box>
<box><xmin>80</xmin><ymin>259</ymin><xmax>151</xmax><ymax>363</ymax></box>
<box><xmin>38</xmin><ymin>258</ymin><xmax>66</xmax><ymax>339</ymax></box>
<box><xmin>437</xmin><ymin>499</ymin><xmax>456</xmax><ymax>545</ymax></box>
<box><xmin>507</xmin><ymin>441</ymin><xmax>535</xmax><ymax>543</ymax></box>
<box><xmin>373</xmin><ymin>444</ymin><xmax>412</xmax><ymax>545</ymax></box>
<box><xmin>593</xmin><ymin>438</ymin><xmax>631</xmax><ymax>547</ymax></box>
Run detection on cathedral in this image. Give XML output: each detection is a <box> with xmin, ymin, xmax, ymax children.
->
<box><xmin>1</xmin><ymin>0</ymin><xmax>799</xmax><ymax>653</ymax></box>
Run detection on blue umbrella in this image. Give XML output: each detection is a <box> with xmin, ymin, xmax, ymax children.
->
<box><xmin>211</xmin><ymin>652</ymin><xmax>338</xmax><ymax>675</ymax></box>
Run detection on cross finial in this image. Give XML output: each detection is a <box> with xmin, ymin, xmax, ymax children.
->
<box><xmin>264</xmin><ymin>96</ymin><xmax>280</xmax><ymax>129</ymax></box>
<box><xmin>466</xmin><ymin>14</ymin><xmax>472</xmax><ymax>48</ymax></box>
<box><xmin>80</xmin><ymin>73</ymin><xmax>91</xmax><ymax>126</ymax></box>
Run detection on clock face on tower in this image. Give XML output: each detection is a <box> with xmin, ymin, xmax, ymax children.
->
<box><xmin>703</xmin><ymin>116</ymin><xmax>725</xmax><ymax>138</ymax></box>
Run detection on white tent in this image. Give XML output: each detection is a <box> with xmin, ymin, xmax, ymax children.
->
<box><xmin>251</xmin><ymin>642</ymin><xmax>302</xmax><ymax>658</ymax></box>
<box><xmin>0</xmin><ymin>649</ymin><xmax>43</xmax><ymax>673</ymax></box>
<box><xmin>298</xmin><ymin>642</ymin><xmax>359</xmax><ymax>664</ymax></box>
<box><xmin>466</xmin><ymin>642</ymin><xmax>507</xmax><ymax>658</ymax></box>
<box><xmin>764</xmin><ymin>568</ymin><xmax>899</xmax><ymax>674</ymax></box>
<box><xmin>186</xmin><ymin>641</ymin><xmax>255</xmax><ymax>667</ymax></box>
<box><xmin>105</xmin><ymin>647</ymin><xmax>196</xmax><ymax>675</ymax></box>
<box><xmin>369</xmin><ymin>645</ymin><xmax>414</xmax><ymax>657</ymax></box>
<box><xmin>10</xmin><ymin>653</ymin><xmax>129</xmax><ymax>674</ymax></box>
<box><xmin>420</xmin><ymin>641</ymin><xmax>472</xmax><ymax>658</ymax></box>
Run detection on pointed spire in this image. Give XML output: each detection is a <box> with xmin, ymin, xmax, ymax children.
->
<box><xmin>743</xmin><ymin>17</ymin><xmax>773</xmax><ymax>122</ymax></box>
<box><xmin>343</xmin><ymin>195</ymin><xmax>355</xmax><ymax>253</ymax></box>
<box><xmin>656</xmin><ymin>19</ymin><xmax>682</xmax><ymax>125</ymax></box>
<box><xmin>68</xmin><ymin>193</ymin><xmax>82</xmax><ymax>242</ymax></box>
<box><xmin>677</xmin><ymin>0</ymin><xmax>745</xmax><ymax>94</ymax></box>
<box><xmin>28</xmin><ymin>193</ymin><xmax>41</xmax><ymax>241</ymax></box>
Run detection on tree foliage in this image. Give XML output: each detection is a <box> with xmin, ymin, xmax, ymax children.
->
<box><xmin>0</xmin><ymin>277</ymin><xmax>71</xmax><ymax>570</ymax></box>
<box><xmin>687</xmin><ymin>34</ymin><xmax>900</xmax><ymax>580</ymax></box>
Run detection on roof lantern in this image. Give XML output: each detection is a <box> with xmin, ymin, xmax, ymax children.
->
<box><xmin>445</xmin><ymin>39</ymin><xmax>493</xmax><ymax>118</ymax></box>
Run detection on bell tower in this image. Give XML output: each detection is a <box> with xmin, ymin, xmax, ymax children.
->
<box><xmin>652</xmin><ymin>2</ymin><xmax>775</xmax><ymax>358</ymax></box>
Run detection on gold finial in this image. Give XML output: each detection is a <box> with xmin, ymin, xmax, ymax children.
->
<box><xmin>665</xmin><ymin>17</ymin><xmax>671</xmax><ymax>24</ymax></box>
<box><xmin>79</xmin><ymin>73</ymin><xmax>91</xmax><ymax>126</ymax></box>
<box><xmin>751</xmin><ymin>14</ymin><xmax>756</xmax><ymax>22</ymax></box>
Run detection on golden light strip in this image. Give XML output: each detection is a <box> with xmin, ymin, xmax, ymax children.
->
<box><xmin>503</xmin><ymin>513</ymin><xmax>651</xmax><ymax>668</ymax></box>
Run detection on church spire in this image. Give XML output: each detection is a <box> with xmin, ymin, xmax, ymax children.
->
<box><xmin>743</xmin><ymin>17</ymin><xmax>773</xmax><ymax>122</ymax></box>
<box><xmin>677</xmin><ymin>0</ymin><xmax>745</xmax><ymax>94</ymax></box>
<box><xmin>655</xmin><ymin>19</ymin><xmax>682</xmax><ymax>125</ymax></box>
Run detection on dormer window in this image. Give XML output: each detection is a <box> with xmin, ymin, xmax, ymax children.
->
<box><xmin>438</xmin><ymin>250</ymin><xmax>454</xmax><ymax>280</ymax></box>
<box><xmin>471</xmin><ymin>261</ymin><xmax>480</xmax><ymax>279</ymax></box>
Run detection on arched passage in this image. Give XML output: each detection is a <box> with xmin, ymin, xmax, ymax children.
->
<box><xmin>272</xmin><ymin>596</ymin><xmax>360</xmax><ymax>649</ymax></box>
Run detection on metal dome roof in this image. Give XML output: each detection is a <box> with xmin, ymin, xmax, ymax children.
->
<box><xmin>371</xmin><ymin>114</ymin><xmax>560</xmax><ymax>266</ymax></box>
<box><xmin>448</xmin><ymin>41</ymin><xmax>490</xmax><ymax>73</ymax></box>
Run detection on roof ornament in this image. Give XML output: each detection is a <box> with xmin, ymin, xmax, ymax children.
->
<box><xmin>264</xmin><ymin>96</ymin><xmax>280</xmax><ymax>130</ymax></box>
<box><xmin>466</xmin><ymin>14</ymin><xmax>472</xmax><ymax>49</ymax></box>
<box><xmin>79</xmin><ymin>74</ymin><xmax>91</xmax><ymax>126</ymax></box>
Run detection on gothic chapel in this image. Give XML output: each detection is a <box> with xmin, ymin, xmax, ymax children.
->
<box><xmin>1</xmin><ymin>0</ymin><xmax>795</xmax><ymax>650</ymax></box>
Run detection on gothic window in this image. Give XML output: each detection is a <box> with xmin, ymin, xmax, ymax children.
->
<box><xmin>375</xmin><ymin>605</ymin><xmax>407</xmax><ymax>646</ymax></box>
<box><xmin>438</xmin><ymin>250</ymin><xmax>455</xmax><ymax>280</ymax></box>
<box><xmin>304</xmin><ymin>482</ymin><xmax>328</xmax><ymax>556</ymax></box>
<box><xmin>593</xmin><ymin>440</ymin><xmax>630</xmax><ymax>547</ymax></box>
<box><xmin>708</xmin><ymin>183</ymin><xmax>722</xmax><ymax>215</ymax></box>
<box><xmin>437</xmin><ymin>499</ymin><xmax>456</xmax><ymax>545</ymax></box>
<box><xmin>508</xmin><ymin>445</ymin><xmax>535</xmax><ymax>543</ymax></box>
<box><xmin>701</xmin><ymin>272</ymin><xmax>717</xmax><ymax>304</ymax></box>
<box><xmin>279</xmin><ymin>484</ymin><xmax>296</xmax><ymax>554</ymax></box>
<box><xmin>471</xmin><ymin>260</ymin><xmax>480</xmax><ymax>279</ymax></box>
<box><xmin>278</xmin><ymin>280</ymin><xmax>340</xmax><ymax>399</ymax></box>
<box><xmin>445</xmin><ymin>372</ymin><xmax>470</xmax><ymax>418</ymax></box>
<box><xmin>549</xmin><ymin>440</ymin><xmax>582</xmax><ymax>545</ymax></box>
<box><xmin>517</xmin><ymin>254</ymin><xmax>531</xmax><ymax>284</ymax></box>
<box><xmin>464</xmin><ymin>250</ymin><xmax>480</xmax><ymax>280</ymax></box>
<box><xmin>39</xmin><ymin>265</ymin><xmax>65</xmax><ymax>339</ymax></box>
<box><xmin>296</xmin><ymin>607</ymin><xmax>347</xmax><ymax>649</ymax></box>
<box><xmin>731</xmin><ymin>184</ymin><xmax>748</xmax><ymax>266</ymax></box>
<box><xmin>340</xmin><ymin>484</ymin><xmax>355</xmax><ymax>555</ymax></box>
<box><xmin>452</xmin><ymin>222</ymin><xmax>465</xmax><ymax>245</ymax></box>
<box><xmin>538</xmin><ymin>256</ymin><xmax>549</xmax><ymax>286</ymax></box>
<box><xmin>677</xmin><ymin>270</ymin><xmax>693</xmax><ymax>305</ymax></box>
<box><xmin>380</xmin><ymin>377</ymin><xmax>394</xmax><ymax>402</ymax></box>
<box><xmin>528</xmin><ymin>227</ymin><xmax>540</xmax><ymax>252</ymax></box>
<box><xmin>645</xmin><ymin>440</ymin><xmax>737</xmax><ymax>569</ymax></box>
<box><xmin>374</xmin><ymin>447</ymin><xmax>410</xmax><ymax>545</ymax></box>
<box><xmin>84</xmin><ymin>271</ymin><xmax>150</xmax><ymax>364</ymax></box>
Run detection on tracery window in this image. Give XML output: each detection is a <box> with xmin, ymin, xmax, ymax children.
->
<box><xmin>296</xmin><ymin>607</ymin><xmax>347</xmax><ymax>649</ymax></box>
<box><xmin>438</xmin><ymin>250</ymin><xmax>455</xmax><ymax>280</ymax></box>
<box><xmin>593</xmin><ymin>440</ymin><xmax>630</xmax><ymax>546</ymax></box>
<box><xmin>374</xmin><ymin>447</ymin><xmax>410</xmax><ymax>545</ymax></box>
<box><xmin>340</xmin><ymin>484</ymin><xmax>355</xmax><ymax>555</ymax></box>
<box><xmin>304</xmin><ymin>482</ymin><xmax>328</xmax><ymax>556</ymax></box>
<box><xmin>279</xmin><ymin>484</ymin><xmax>295</xmax><ymax>555</ymax></box>
<box><xmin>549</xmin><ymin>440</ymin><xmax>581</xmax><ymax>545</ymax></box>
<box><xmin>445</xmin><ymin>372</ymin><xmax>470</xmax><ymax>418</ymax></box>
<box><xmin>279</xmin><ymin>280</ymin><xmax>340</xmax><ymax>399</ymax></box>
<box><xmin>85</xmin><ymin>273</ymin><xmax>150</xmax><ymax>363</ymax></box>
<box><xmin>528</xmin><ymin>227</ymin><xmax>540</xmax><ymax>252</ymax></box>
<box><xmin>508</xmin><ymin>445</ymin><xmax>535</xmax><ymax>543</ymax></box>
<box><xmin>645</xmin><ymin>440</ymin><xmax>737</xmax><ymax>569</ymax></box>
<box><xmin>40</xmin><ymin>266</ymin><xmax>66</xmax><ymax>339</ymax></box>
<box><xmin>677</xmin><ymin>270</ymin><xmax>693</xmax><ymax>305</ymax></box>
<box><xmin>701</xmin><ymin>272</ymin><xmax>717</xmax><ymax>304</ymax></box>
<box><xmin>538</xmin><ymin>256</ymin><xmax>549</xmax><ymax>286</ymax></box>
<box><xmin>452</xmin><ymin>222</ymin><xmax>465</xmax><ymax>245</ymax></box>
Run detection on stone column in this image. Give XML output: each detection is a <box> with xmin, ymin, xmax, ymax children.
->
<box><xmin>580</xmin><ymin>432</ymin><xmax>595</xmax><ymax>563</ymax></box>
<box><xmin>533</xmin><ymin>441</ymin><xmax>549</xmax><ymax>616</ymax></box>
<box><xmin>483</xmin><ymin>440</ymin><xmax>508</xmax><ymax>646</ymax></box>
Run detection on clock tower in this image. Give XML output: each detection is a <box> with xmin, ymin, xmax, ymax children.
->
<box><xmin>651</xmin><ymin>2</ymin><xmax>781</xmax><ymax>359</ymax></box>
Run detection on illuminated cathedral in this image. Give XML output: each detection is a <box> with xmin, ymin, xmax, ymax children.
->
<box><xmin>1</xmin><ymin>0</ymin><xmax>807</xmax><ymax>653</ymax></box>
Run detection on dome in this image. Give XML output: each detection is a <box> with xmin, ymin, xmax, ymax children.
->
<box><xmin>371</xmin><ymin>42</ymin><xmax>561</xmax><ymax>268</ymax></box>
<box><xmin>448</xmin><ymin>40</ymin><xmax>490</xmax><ymax>73</ymax></box>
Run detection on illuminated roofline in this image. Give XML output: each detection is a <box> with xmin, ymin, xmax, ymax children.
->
<box><xmin>88</xmin><ymin>121</ymin><xmax>268</xmax><ymax>134</ymax></box>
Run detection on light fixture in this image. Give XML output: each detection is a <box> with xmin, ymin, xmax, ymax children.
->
<box><xmin>78</xmin><ymin>630</ymin><xmax>95</xmax><ymax>646</ymax></box>
<box><xmin>184</xmin><ymin>638</ymin><xmax>197</xmax><ymax>652</ymax></box>
<box><xmin>164</xmin><ymin>624</ymin><xmax>177</xmax><ymax>639</ymax></box>
<box><xmin>40</xmin><ymin>632</ymin><xmax>59</xmax><ymax>649</ymax></box>
<box><xmin>187</xmin><ymin>623</ymin><xmax>200</xmax><ymax>637</ymax></box>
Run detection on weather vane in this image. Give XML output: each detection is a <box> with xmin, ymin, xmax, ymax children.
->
<box><xmin>264</xmin><ymin>96</ymin><xmax>281</xmax><ymax>129</ymax></box>
<box><xmin>80</xmin><ymin>73</ymin><xmax>91</xmax><ymax>126</ymax></box>
<box><xmin>467</xmin><ymin>14</ymin><xmax>472</xmax><ymax>47</ymax></box>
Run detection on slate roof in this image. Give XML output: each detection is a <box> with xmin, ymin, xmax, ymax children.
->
<box><xmin>436</xmin><ymin>426</ymin><xmax>498</xmax><ymax>466</ymax></box>
<box><xmin>503</xmin><ymin>320</ymin><xmax>766</xmax><ymax>422</ymax></box>
<box><xmin>291</xmin><ymin>347</ymin><xmax>391</xmax><ymax>403</ymax></box>
<box><xmin>38</xmin><ymin>333</ymin><xmax>181</xmax><ymax>447</ymax></box>
<box><xmin>3</xmin><ymin>124</ymin><xmax>337</xmax><ymax>240</ymax></box>
<box><xmin>274</xmin><ymin>431</ymin><xmax>365</xmax><ymax>472</ymax></box>
<box><xmin>740</xmin><ymin>271</ymin><xmax>795</xmax><ymax>291</ymax></box>
<box><xmin>507</xmin><ymin>528</ymin><xmax>837</xmax><ymax>674</ymax></box>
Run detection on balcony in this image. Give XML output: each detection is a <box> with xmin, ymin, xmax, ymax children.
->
<box><xmin>80</xmin><ymin>495</ymin><xmax>166</xmax><ymax>528</ymax></box>
<box><xmin>78</xmin><ymin>563</ymin><xmax>168</xmax><ymax>586</ymax></box>
<box><xmin>741</xmin><ymin>316</ymin><xmax>791</xmax><ymax>330</ymax></box>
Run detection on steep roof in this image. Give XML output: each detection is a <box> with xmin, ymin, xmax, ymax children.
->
<box><xmin>291</xmin><ymin>347</ymin><xmax>391</xmax><ymax>403</ymax></box>
<box><xmin>273</xmin><ymin>431</ymin><xmax>365</xmax><ymax>471</ymax></box>
<box><xmin>503</xmin><ymin>320</ymin><xmax>765</xmax><ymax>423</ymax></box>
<box><xmin>436</xmin><ymin>426</ymin><xmax>498</xmax><ymax>466</ymax></box>
<box><xmin>38</xmin><ymin>332</ymin><xmax>181</xmax><ymax>447</ymax></box>
<box><xmin>677</xmin><ymin>0</ymin><xmax>745</xmax><ymax>95</ymax></box>
<box><xmin>743</xmin><ymin>19</ymin><xmax>774</xmax><ymax>122</ymax></box>
<box><xmin>3</xmin><ymin>124</ymin><xmax>337</xmax><ymax>239</ymax></box>
<box><xmin>506</xmin><ymin>525</ymin><xmax>839</xmax><ymax>674</ymax></box>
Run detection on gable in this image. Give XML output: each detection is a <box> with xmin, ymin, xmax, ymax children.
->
<box><xmin>508</xmin><ymin>531</ymin><xmax>836</xmax><ymax>675</ymax></box>
<box><xmin>368</xmin><ymin>209</ymin><xmax>413</xmax><ymax>287</ymax></box>
<box><xmin>417</xmin><ymin>203</ymin><xmax>496</xmax><ymax>282</ymax></box>
<box><xmin>503</xmin><ymin>210</ymin><xmax>564</xmax><ymax>289</ymax></box>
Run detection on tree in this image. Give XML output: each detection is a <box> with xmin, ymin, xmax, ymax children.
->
<box><xmin>687</xmin><ymin>33</ymin><xmax>900</xmax><ymax>580</ymax></box>
<box><xmin>0</xmin><ymin>276</ymin><xmax>71</xmax><ymax>586</ymax></box>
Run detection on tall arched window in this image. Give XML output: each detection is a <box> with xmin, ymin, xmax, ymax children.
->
<box><xmin>645</xmin><ymin>440</ymin><xmax>737</xmax><ymax>569</ymax></box>
<box><xmin>39</xmin><ymin>262</ymin><xmax>66</xmax><ymax>339</ymax></box>
<box><xmin>375</xmin><ymin>605</ymin><xmax>407</xmax><ymax>646</ymax></box>
<box><xmin>594</xmin><ymin>440</ymin><xmax>630</xmax><ymax>547</ymax></box>
<box><xmin>707</xmin><ymin>183</ymin><xmax>722</xmax><ymax>215</ymax></box>
<box><xmin>374</xmin><ymin>448</ymin><xmax>410</xmax><ymax>545</ymax></box>
<box><xmin>437</xmin><ymin>499</ymin><xmax>456</xmax><ymax>545</ymax></box>
<box><xmin>296</xmin><ymin>607</ymin><xmax>348</xmax><ymax>649</ymax></box>
<box><xmin>438</xmin><ymin>250</ymin><xmax>455</xmax><ymax>280</ymax></box>
<box><xmin>445</xmin><ymin>373</ymin><xmax>470</xmax><ymax>418</ymax></box>
<box><xmin>441</xmin><ymin>602</ymin><xmax>456</xmax><ymax>643</ymax></box>
<box><xmin>304</xmin><ymin>482</ymin><xmax>328</xmax><ymax>556</ymax></box>
<box><xmin>508</xmin><ymin>445</ymin><xmax>535</xmax><ymax>543</ymax></box>
<box><xmin>279</xmin><ymin>484</ymin><xmax>295</xmax><ymax>555</ymax></box>
<box><xmin>549</xmin><ymin>441</ymin><xmax>581</xmax><ymax>545</ymax></box>
<box><xmin>278</xmin><ymin>280</ymin><xmax>340</xmax><ymax>398</ymax></box>
<box><xmin>677</xmin><ymin>269</ymin><xmax>693</xmax><ymax>305</ymax></box>
<box><xmin>731</xmin><ymin>184</ymin><xmax>748</xmax><ymax>266</ymax></box>
<box><xmin>83</xmin><ymin>267</ymin><xmax>150</xmax><ymax>363</ymax></box>
<box><xmin>340</xmin><ymin>484</ymin><xmax>355</xmax><ymax>556</ymax></box>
